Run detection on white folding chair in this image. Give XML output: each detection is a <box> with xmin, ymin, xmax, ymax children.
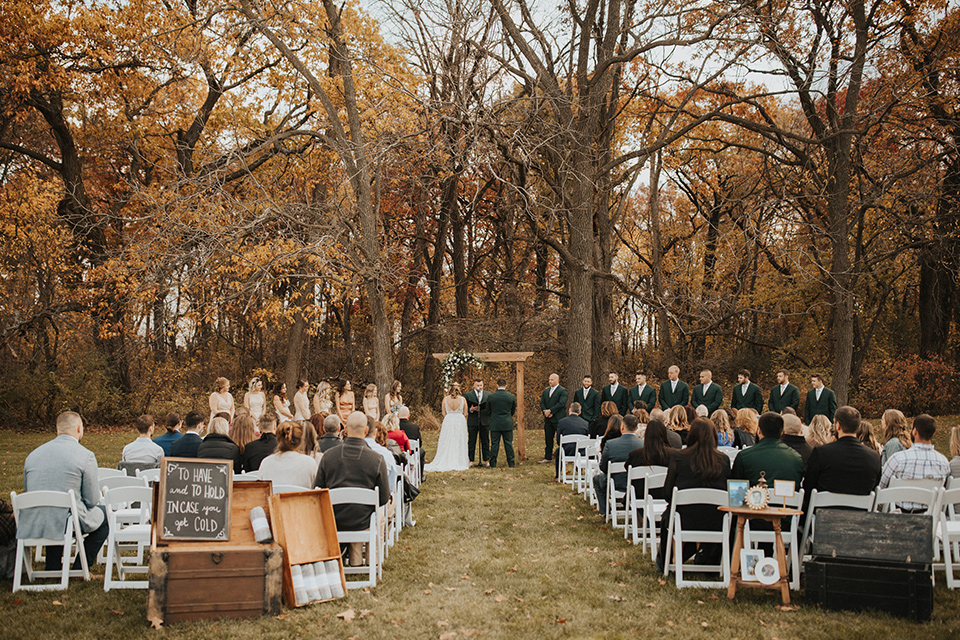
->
<box><xmin>582</xmin><ymin>441</ymin><xmax>602</xmax><ymax>506</ymax></box>
<box><xmin>271</xmin><ymin>483</ymin><xmax>308</xmax><ymax>494</ymax></box>
<box><xmin>643</xmin><ymin>473</ymin><xmax>669</xmax><ymax>559</ymax></box>
<box><xmin>98</xmin><ymin>468</ymin><xmax>125</xmax><ymax>481</ymax></box>
<box><xmin>11</xmin><ymin>490</ymin><xmax>91</xmax><ymax>591</ymax></box>
<box><xmin>103</xmin><ymin>486</ymin><xmax>152</xmax><ymax>591</ymax></box>
<box><xmin>408</xmin><ymin>440</ymin><xmax>422</xmax><ymax>488</ymax></box>
<box><xmin>99</xmin><ymin>475</ymin><xmax>147</xmax><ymax>499</ymax></box>
<box><xmin>939</xmin><ymin>487</ymin><xmax>960</xmax><ymax>589</ymax></box>
<box><xmin>624</xmin><ymin>465</ymin><xmax>667</xmax><ymax>543</ymax></box>
<box><xmin>234</xmin><ymin>471</ymin><xmax>261</xmax><ymax>481</ymax></box>
<box><xmin>662</xmin><ymin>487</ymin><xmax>731</xmax><ymax>588</ymax></box>
<box><xmin>328</xmin><ymin>487</ymin><xmax>380</xmax><ymax>589</ymax></box>
<box><xmin>605</xmin><ymin>462</ymin><xmax>628</xmax><ymax>527</ymax></box>
<box><xmin>718</xmin><ymin>446</ymin><xmax>739</xmax><ymax>465</ymax></box>
<box><xmin>744</xmin><ymin>488</ymin><xmax>805</xmax><ymax>590</ymax></box>
<box><xmin>559</xmin><ymin>435</ymin><xmax>590</xmax><ymax>485</ymax></box>
<box><xmin>800</xmin><ymin>490</ymin><xmax>876</xmax><ymax>559</ymax></box>
<box><xmin>136</xmin><ymin>468</ymin><xmax>161</xmax><ymax>484</ymax></box>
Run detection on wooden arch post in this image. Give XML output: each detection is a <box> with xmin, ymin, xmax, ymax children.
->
<box><xmin>433</xmin><ymin>351</ymin><xmax>535</xmax><ymax>460</ymax></box>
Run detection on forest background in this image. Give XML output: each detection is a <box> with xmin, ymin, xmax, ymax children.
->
<box><xmin>2</xmin><ymin>0</ymin><xmax>959</xmax><ymax>429</ymax></box>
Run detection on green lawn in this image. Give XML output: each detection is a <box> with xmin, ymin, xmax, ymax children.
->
<box><xmin>0</xmin><ymin>422</ymin><xmax>958</xmax><ymax>639</ymax></box>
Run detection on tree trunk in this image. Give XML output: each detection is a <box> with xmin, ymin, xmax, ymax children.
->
<box><xmin>649</xmin><ymin>155</ymin><xmax>675</xmax><ymax>367</ymax></box>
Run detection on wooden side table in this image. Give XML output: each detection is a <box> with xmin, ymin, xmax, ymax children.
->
<box><xmin>720</xmin><ymin>505</ymin><xmax>803</xmax><ymax>604</ymax></box>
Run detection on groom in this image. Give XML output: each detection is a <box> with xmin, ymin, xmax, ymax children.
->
<box><xmin>465</xmin><ymin>378</ymin><xmax>490</xmax><ymax>467</ymax></box>
<box><xmin>488</xmin><ymin>378</ymin><xmax>517</xmax><ymax>468</ymax></box>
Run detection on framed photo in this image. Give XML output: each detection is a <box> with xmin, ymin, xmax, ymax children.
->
<box><xmin>728</xmin><ymin>480</ymin><xmax>749</xmax><ymax>507</ymax></box>
<box><xmin>773</xmin><ymin>479</ymin><xmax>796</xmax><ymax>499</ymax></box>
<box><xmin>741</xmin><ymin>549</ymin><xmax>763</xmax><ymax>581</ymax></box>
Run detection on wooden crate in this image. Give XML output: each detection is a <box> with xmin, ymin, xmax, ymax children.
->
<box><xmin>269</xmin><ymin>489</ymin><xmax>347</xmax><ymax>607</ymax></box>
<box><xmin>147</xmin><ymin>481</ymin><xmax>283</xmax><ymax>626</ymax></box>
<box><xmin>804</xmin><ymin>557</ymin><xmax>933</xmax><ymax>621</ymax></box>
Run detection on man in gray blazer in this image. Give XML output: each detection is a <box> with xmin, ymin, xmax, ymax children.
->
<box><xmin>21</xmin><ymin>411</ymin><xmax>109</xmax><ymax>571</ymax></box>
<box><xmin>592</xmin><ymin>415</ymin><xmax>643</xmax><ymax>516</ymax></box>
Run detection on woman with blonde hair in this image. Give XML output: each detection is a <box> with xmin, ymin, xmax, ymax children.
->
<box><xmin>806</xmin><ymin>414</ymin><xmax>833</xmax><ymax>447</ymax></box>
<box><xmin>880</xmin><ymin>409</ymin><xmax>911</xmax><ymax>466</ymax></box>
<box><xmin>363</xmin><ymin>383</ymin><xmax>380</xmax><ymax>421</ymax></box>
<box><xmin>313</xmin><ymin>380</ymin><xmax>333</xmax><ymax>416</ymax></box>
<box><xmin>712</xmin><ymin>409</ymin><xmax>735</xmax><ymax>447</ymax></box>
<box><xmin>231</xmin><ymin>415</ymin><xmax>258</xmax><ymax>456</ymax></box>
<box><xmin>259</xmin><ymin>421</ymin><xmax>319</xmax><ymax>489</ymax></box>
<box><xmin>949</xmin><ymin>426</ymin><xmax>960</xmax><ymax>478</ymax></box>
<box><xmin>243</xmin><ymin>378</ymin><xmax>266</xmax><ymax>422</ymax></box>
<box><xmin>197</xmin><ymin>416</ymin><xmax>241</xmax><ymax>472</ymax></box>
<box><xmin>209</xmin><ymin>377</ymin><xmax>235</xmax><ymax>424</ymax></box>
<box><xmin>667</xmin><ymin>404</ymin><xmax>691</xmax><ymax>445</ymax></box>
<box><xmin>733</xmin><ymin>408</ymin><xmax>758</xmax><ymax>448</ymax></box>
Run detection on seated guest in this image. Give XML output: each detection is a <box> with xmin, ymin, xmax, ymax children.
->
<box><xmin>365</xmin><ymin>416</ymin><xmax>400</xmax><ymax>488</ymax></box>
<box><xmin>631</xmin><ymin>402</ymin><xmax>650</xmax><ymax>426</ymax></box>
<box><xmin>242</xmin><ymin>413</ymin><xmax>279</xmax><ymax>472</ymax></box>
<box><xmin>169</xmin><ymin>411</ymin><xmax>205</xmax><ymax>458</ymax></box>
<box><xmin>302</xmin><ymin>418</ymin><xmax>323</xmax><ymax>461</ymax></box>
<box><xmin>712</xmin><ymin>409</ymin><xmax>735</xmax><ymax>447</ymax></box>
<box><xmin>197</xmin><ymin>417</ymin><xmax>242</xmax><ymax>473</ymax></box>
<box><xmin>121</xmin><ymin>415</ymin><xmax>164</xmax><ymax>465</ymax></box>
<box><xmin>879</xmin><ymin>414</ymin><xmax>950</xmax><ymax>509</ymax></box>
<box><xmin>318</xmin><ymin>414</ymin><xmax>343</xmax><ymax>453</ymax></box>
<box><xmin>384</xmin><ymin>414</ymin><xmax>411</xmax><ymax>453</ymax></box>
<box><xmin>397</xmin><ymin>406</ymin><xmax>423</xmax><ymax>474</ymax></box>
<box><xmin>803</xmin><ymin>406</ymin><xmax>881</xmax><ymax>512</ymax></box>
<box><xmin>21</xmin><ymin>411</ymin><xmax>109</xmax><ymax>572</ymax></box>
<box><xmin>591</xmin><ymin>401</ymin><xmax>619</xmax><ymax>439</ymax></box>
<box><xmin>593</xmin><ymin>415</ymin><xmax>643</xmax><ymax>516</ymax></box>
<box><xmin>732</xmin><ymin>412</ymin><xmax>803</xmax><ymax>488</ymax></box>
<box><xmin>378</xmin><ymin>420</ymin><xmax>404</xmax><ymax>458</ymax></box>
<box><xmin>153</xmin><ymin>412</ymin><xmax>183</xmax><ymax>455</ymax></box>
<box><xmin>805</xmin><ymin>414</ymin><xmax>833</xmax><ymax>448</ymax></box>
<box><xmin>666</xmin><ymin>405</ymin><xmax>690</xmax><ymax>446</ymax></box>
<box><xmin>259</xmin><ymin>421</ymin><xmax>319</xmax><ymax>489</ymax></box>
<box><xmin>857</xmin><ymin>420</ymin><xmax>882</xmax><ymax>453</ymax></box>
<box><xmin>780</xmin><ymin>414</ymin><xmax>813</xmax><ymax>466</ymax></box>
<box><xmin>231</xmin><ymin>415</ymin><xmax>258</xmax><ymax>461</ymax></box>
<box><xmin>951</xmin><ymin>426</ymin><xmax>960</xmax><ymax>479</ymax></box>
<box><xmin>600</xmin><ymin>415</ymin><xmax>623</xmax><ymax>452</ymax></box>
<box><xmin>554</xmin><ymin>402</ymin><xmax>590</xmax><ymax>479</ymax></box>
<box><xmin>627</xmin><ymin>418</ymin><xmax>676</xmax><ymax>500</ymax></box>
<box><xmin>657</xmin><ymin>417</ymin><xmax>731</xmax><ymax>571</ymax></box>
<box><xmin>880</xmin><ymin>409</ymin><xmax>911</xmax><ymax>467</ymax></box>
<box><xmin>733</xmin><ymin>408</ymin><xmax>758</xmax><ymax>449</ymax></box>
<box><xmin>314</xmin><ymin>411</ymin><xmax>390</xmax><ymax>566</ymax></box>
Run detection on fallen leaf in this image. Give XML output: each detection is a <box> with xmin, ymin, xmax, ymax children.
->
<box><xmin>759</xmin><ymin>620</ymin><xmax>768</xmax><ymax>627</ymax></box>
<box><xmin>709</xmin><ymin>594</ymin><xmax>719</xmax><ymax>599</ymax></box>
<box><xmin>337</xmin><ymin>608</ymin><xmax>356</xmax><ymax>622</ymax></box>
<box><xmin>484</xmin><ymin>589</ymin><xmax>495</xmax><ymax>595</ymax></box>
<box><xmin>494</xmin><ymin>595</ymin><xmax>508</xmax><ymax>603</ymax></box>
<box><xmin>439</xmin><ymin>633</ymin><xmax>457</xmax><ymax>640</ymax></box>
<box><xmin>358</xmin><ymin>609</ymin><xmax>374</xmax><ymax>619</ymax></box>
<box><xmin>274</xmin><ymin>613</ymin><xmax>288</xmax><ymax>620</ymax></box>
<box><xmin>556</xmin><ymin>618</ymin><xmax>567</xmax><ymax>624</ymax></box>
<box><xmin>608</xmin><ymin>595</ymin><xmax>625</xmax><ymax>602</ymax></box>
<box><xmin>646</xmin><ymin>602</ymin><xmax>656</xmax><ymax>608</ymax></box>
<box><xmin>657</xmin><ymin>578</ymin><xmax>667</xmax><ymax>586</ymax></box>
<box><xmin>776</xmin><ymin>604</ymin><xmax>800</xmax><ymax>612</ymax></box>
<box><xmin>666</xmin><ymin>621</ymin><xmax>675</xmax><ymax>627</ymax></box>
<box><xmin>51</xmin><ymin>601</ymin><xmax>63</xmax><ymax>606</ymax></box>
<box><xmin>446</xmin><ymin>587</ymin><xmax>457</xmax><ymax>592</ymax></box>
<box><xmin>9</xmin><ymin>600</ymin><xmax>23</xmax><ymax>606</ymax></box>
<box><xmin>697</xmin><ymin>600</ymin><xmax>705</xmax><ymax>605</ymax></box>
<box><xmin>109</xmin><ymin>609</ymin><xmax>124</xmax><ymax>616</ymax></box>
<box><xmin>424</xmin><ymin>589</ymin><xmax>432</xmax><ymax>595</ymax></box>
<box><xmin>562</xmin><ymin>545</ymin><xmax>569</xmax><ymax>550</ymax></box>
<box><xmin>701</xmin><ymin>622</ymin><xmax>710</xmax><ymax>628</ymax></box>
<box><xmin>437</xmin><ymin>619</ymin><xmax>450</xmax><ymax>627</ymax></box>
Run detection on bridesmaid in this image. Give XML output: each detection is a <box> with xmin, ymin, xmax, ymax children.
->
<box><xmin>243</xmin><ymin>377</ymin><xmax>266</xmax><ymax>422</ymax></box>
<box><xmin>293</xmin><ymin>379</ymin><xmax>311</xmax><ymax>420</ymax></box>
<box><xmin>209</xmin><ymin>377</ymin><xmax>235</xmax><ymax>424</ymax></box>
<box><xmin>384</xmin><ymin>380</ymin><xmax>403</xmax><ymax>416</ymax></box>
<box><xmin>313</xmin><ymin>380</ymin><xmax>333</xmax><ymax>416</ymax></box>
<box><xmin>335</xmin><ymin>380</ymin><xmax>355</xmax><ymax>424</ymax></box>
<box><xmin>273</xmin><ymin>381</ymin><xmax>295</xmax><ymax>422</ymax></box>
<box><xmin>362</xmin><ymin>383</ymin><xmax>380</xmax><ymax>421</ymax></box>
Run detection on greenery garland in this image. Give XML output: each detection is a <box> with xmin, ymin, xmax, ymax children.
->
<box><xmin>440</xmin><ymin>349</ymin><xmax>485</xmax><ymax>388</ymax></box>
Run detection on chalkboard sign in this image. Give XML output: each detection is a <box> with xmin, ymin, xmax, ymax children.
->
<box><xmin>158</xmin><ymin>457</ymin><xmax>233</xmax><ymax>541</ymax></box>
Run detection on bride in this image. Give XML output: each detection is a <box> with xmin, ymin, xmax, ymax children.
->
<box><xmin>424</xmin><ymin>382</ymin><xmax>470</xmax><ymax>472</ymax></box>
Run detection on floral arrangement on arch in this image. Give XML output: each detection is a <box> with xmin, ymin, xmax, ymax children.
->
<box><xmin>440</xmin><ymin>349</ymin><xmax>485</xmax><ymax>387</ymax></box>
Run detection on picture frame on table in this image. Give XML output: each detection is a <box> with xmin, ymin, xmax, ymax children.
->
<box><xmin>727</xmin><ymin>479</ymin><xmax>749</xmax><ymax>507</ymax></box>
<box><xmin>740</xmin><ymin>549</ymin><xmax>763</xmax><ymax>581</ymax></box>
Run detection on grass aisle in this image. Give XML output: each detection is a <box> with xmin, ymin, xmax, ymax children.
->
<box><xmin>1</xmin><ymin>429</ymin><xmax>960</xmax><ymax>638</ymax></box>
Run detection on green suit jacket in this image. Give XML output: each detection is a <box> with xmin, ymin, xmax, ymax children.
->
<box><xmin>805</xmin><ymin>388</ymin><xmax>837</xmax><ymax>423</ymax></box>
<box><xmin>731</xmin><ymin>382</ymin><xmax>764</xmax><ymax>413</ymax></box>
<box><xmin>731</xmin><ymin>437</ymin><xmax>804</xmax><ymax>488</ymax></box>
<box><xmin>658</xmin><ymin>380</ymin><xmax>689</xmax><ymax>410</ymax></box>
<box><xmin>692</xmin><ymin>383</ymin><xmax>723</xmax><ymax>414</ymax></box>
<box><xmin>601</xmin><ymin>384</ymin><xmax>629</xmax><ymax>415</ymax></box>
<box><xmin>573</xmin><ymin>387</ymin><xmax>601</xmax><ymax>424</ymax></box>
<box><xmin>488</xmin><ymin>389</ymin><xmax>517</xmax><ymax>432</ymax></box>
<box><xmin>540</xmin><ymin>386</ymin><xmax>568</xmax><ymax>426</ymax></box>
<box><xmin>768</xmin><ymin>383</ymin><xmax>800</xmax><ymax>414</ymax></box>
<box><xmin>628</xmin><ymin>384</ymin><xmax>658</xmax><ymax>412</ymax></box>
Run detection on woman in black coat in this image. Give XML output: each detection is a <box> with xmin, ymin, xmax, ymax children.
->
<box><xmin>626</xmin><ymin>419</ymin><xmax>675</xmax><ymax>500</ymax></box>
<box><xmin>656</xmin><ymin>417</ymin><xmax>731</xmax><ymax>571</ymax></box>
<box><xmin>197</xmin><ymin>416</ymin><xmax>243</xmax><ymax>473</ymax></box>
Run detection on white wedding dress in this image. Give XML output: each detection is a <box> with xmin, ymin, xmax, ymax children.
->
<box><xmin>424</xmin><ymin>396</ymin><xmax>470</xmax><ymax>472</ymax></box>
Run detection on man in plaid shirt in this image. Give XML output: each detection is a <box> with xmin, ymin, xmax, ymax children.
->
<box><xmin>879</xmin><ymin>414</ymin><xmax>950</xmax><ymax>511</ymax></box>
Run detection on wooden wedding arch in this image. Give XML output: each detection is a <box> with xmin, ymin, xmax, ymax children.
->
<box><xmin>432</xmin><ymin>351</ymin><xmax>534</xmax><ymax>460</ymax></box>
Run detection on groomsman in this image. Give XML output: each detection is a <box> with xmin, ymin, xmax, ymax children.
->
<box><xmin>488</xmin><ymin>379</ymin><xmax>517</xmax><ymax>468</ymax></box>
<box><xmin>768</xmin><ymin>369</ymin><xmax>800</xmax><ymax>414</ymax></box>
<box><xmin>731</xmin><ymin>369</ymin><xmax>764</xmax><ymax>413</ymax></box>
<box><xmin>573</xmin><ymin>375</ymin><xmax>601</xmax><ymax>424</ymax></box>
<box><xmin>540</xmin><ymin>373</ymin><xmax>568</xmax><ymax>463</ymax></box>
<box><xmin>805</xmin><ymin>373</ymin><xmax>838</xmax><ymax>423</ymax></box>
<box><xmin>628</xmin><ymin>373</ymin><xmax>657</xmax><ymax>412</ymax></box>
<box><xmin>465</xmin><ymin>378</ymin><xmax>490</xmax><ymax>467</ymax></box>
<box><xmin>658</xmin><ymin>365</ymin><xmax>689</xmax><ymax>410</ymax></box>
<box><xmin>691</xmin><ymin>369</ymin><xmax>723</xmax><ymax>414</ymax></box>
<box><xmin>601</xmin><ymin>372</ymin><xmax>630</xmax><ymax>416</ymax></box>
